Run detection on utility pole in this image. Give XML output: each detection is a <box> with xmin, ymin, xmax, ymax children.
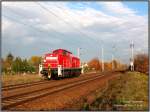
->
<box><xmin>77</xmin><ymin>48</ymin><xmax>81</xmax><ymax>67</ymax></box>
<box><xmin>130</xmin><ymin>41</ymin><xmax>134</xmax><ymax>71</ymax></box>
<box><xmin>112</xmin><ymin>54</ymin><xmax>114</xmax><ymax>70</ymax></box>
<box><xmin>112</xmin><ymin>45</ymin><xmax>116</xmax><ymax>70</ymax></box>
<box><xmin>77</xmin><ymin>48</ymin><xmax>81</xmax><ymax>58</ymax></box>
<box><xmin>101</xmin><ymin>46</ymin><xmax>104</xmax><ymax>72</ymax></box>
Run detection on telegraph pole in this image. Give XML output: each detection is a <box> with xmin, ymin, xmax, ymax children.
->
<box><xmin>77</xmin><ymin>48</ymin><xmax>81</xmax><ymax>67</ymax></box>
<box><xmin>101</xmin><ymin>46</ymin><xmax>104</xmax><ymax>72</ymax></box>
<box><xmin>77</xmin><ymin>48</ymin><xmax>81</xmax><ymax>58</ymax></box>
<box><xmin>112</xmin><ymin>54</ymin><xmax>114</xmax><ymax>70</ymax></box>
<box><xmin>112</xmin><ymin>45</ymin><xmax>115</xmax><ymax>70</ymax></box>
<box><xmin>130</xmin><ymin>41</ymin><xmax>134</xmax><ymax>71</ymax></box>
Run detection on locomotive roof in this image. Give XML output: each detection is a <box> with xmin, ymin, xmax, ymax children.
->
<box><xmin>53</xmin><ymin>49</ymin><xmax>72</xmax><ymax>54</ymax></box>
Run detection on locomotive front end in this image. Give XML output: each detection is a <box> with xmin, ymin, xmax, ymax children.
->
<box><xmin>41</xmin><ymin>53</ymin><xmax>59</xmax><ymax>79</ymax></box>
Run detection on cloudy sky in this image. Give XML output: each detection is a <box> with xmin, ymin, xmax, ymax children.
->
<box><xmin>2</xmin><ymin>1</ymin><xmax>148</xmax><ymax>64</ymax></box>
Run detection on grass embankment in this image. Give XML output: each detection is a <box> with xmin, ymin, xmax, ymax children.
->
<box><xmin>82</xmin><ymin>72</ymin><xmax>148</xmax><ymax>111</ymax></box>
<box><xmin>2</xmin><ymin>74</ymin><xmax>44</xmax><ymax>86</ymax></box>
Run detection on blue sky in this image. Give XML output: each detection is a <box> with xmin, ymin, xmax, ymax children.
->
<box><xmin>124</xmin><ymin>2</ymin><xmax>148</xmax><ymax>15</ymax></box>
<box><xmin>67</xmin><ymin>1</ymin><xmax>148</xmax><ymax>15</ymax></box>
<box><xmin>67</xmin><ymin>2</ymin><xmax>102</xmax><ymax>11</ymax></box>
<box><xmin>2</xmin><ymin>1</ymin><xmax>148</xmax><ymax>64</ymax></box>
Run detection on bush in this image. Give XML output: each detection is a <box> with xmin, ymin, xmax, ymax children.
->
<box><xmin>134</xmin><ymin>54</ymin><xmax>148</xmax><ymax>74</ymax></box>
<box><xmin>88</xmin><ymin>58</ymin><xmax>101</xmax><ymax>71</ymax></box>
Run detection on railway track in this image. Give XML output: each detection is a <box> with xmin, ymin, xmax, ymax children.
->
<box><xmin>2</xmin><ymin>80</ymin><xmax>51</xmax><ymax>91</ymax></box>
<box><xmin>2</xmin><ymin>73</ymin><xmax>112</xmax><ymax>110</ymax></box>
<box><xmin>2</xmin><ymin>73</ymin><xmax>98</xmax><ymax>92</ymax></box>
<box><xmin>2</xmin><ymin>73</ymin><xmax>100</xmax><ymax>100</ymax></box>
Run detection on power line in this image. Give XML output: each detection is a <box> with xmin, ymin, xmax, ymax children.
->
<box><xmin>36</xmin><ymin>2</ymin><xmax>88</xmax><ymax>37</ymax></box>
<box><xmin>3</xmin><ymin>14</ymin><xmax>45</xmax><ymax>34</ymax></box>
<box><xmin>3</xmin><ymin>8</ymin><xmax>84</xmax><ymax>47</ymax></box>
<box><xmin>35</xmin><ymin>2</ymin><xmax>104</xmax><ymax>59</ymax></box>
<box><xmin>55</xmin><ymin>5</ymin><xmax>104</xmax><ymax>44</ymax></box>
<box><xmin>4</xmin><ymin>7</ymin><xmax>101</xmax><ymax>62</ymax></box>
<box><xmin>35</xmin><ymin>2</ymin><xmax>103</xmax><ymax>47</ymax></box>
<box><xmin>4</xmin><ymin>4</ymin><xmax>127</xmax><ymax>64</ymax></box>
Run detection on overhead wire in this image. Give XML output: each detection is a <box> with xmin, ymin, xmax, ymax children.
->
<box><xmin>2</xmin><ymin>7</ymin><xmax>84</xmax><ymax>48</ymax></box>
<box><xmin>54</xmin><ymin>3</ymin><xmax>131</xmax><ymax>64</ymax></box>
<box><xmin>55</xmin><ymin>5</ymin><xmax>104</xmax><ymax>43</ymax></box>
<box><xmin>3</xmin><ymin>4</ymin><xmax>126</xmax><ymax>63</ymax></box>
<box><xmin>55</xmin><ymin>5</ymin><xmax>129</xmax><ymax>63</ymax></box>
<box><xmin>35</xmin><ymin>2</ymin><xmax>103</xmax><ymax>48</ymax></box>
<box><xmin>54</xmin><ymin>4</ymin><xmax>108</xmax><ymax>60</ymax></box>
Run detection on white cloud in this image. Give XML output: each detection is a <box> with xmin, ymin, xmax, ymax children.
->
<box><xmin>2</xmin><ymin>17</ymin><xmax>12</xmax><ymax>31</ymax></box>
<box><xmin>2</xmin><ymin>2</ymin><xmax>148</xmax><ymax>63</ymax></box>
<box><xmin>101</xmin><ymin>2</ymin><xmax>136</xmax><ymax>15</ymax></box>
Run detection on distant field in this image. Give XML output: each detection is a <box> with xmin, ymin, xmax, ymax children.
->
<box><xmin>2</xmin><ymin>74</ymin><xmax>44</xmax><ymax>86</ymax></box>
<box><xmin>86</xmin><ymin>72</ymin><xmax>148</xmax><ymax>111</ymax></box>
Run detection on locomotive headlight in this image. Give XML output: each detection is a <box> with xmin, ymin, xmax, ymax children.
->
<box><xmin>44</xmin><ymin>59</ymin><xmax>46</xmax><ymax>62</ymax></box>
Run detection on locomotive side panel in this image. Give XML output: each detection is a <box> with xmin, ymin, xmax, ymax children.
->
<box><xmin>58</xmin><ymin>51</ymin><xmax>72</xmax><ymax>69</ymax></box>
<box><xmin>72</xmin><ymin>57</ymin><xmax>80</xmax><ymax>68</ymax></box>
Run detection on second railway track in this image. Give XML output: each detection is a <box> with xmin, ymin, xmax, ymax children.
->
<box><xmin>2</xmin><ymin>80</ymin><xmax>51</xmax><ymax>91</ymax></box>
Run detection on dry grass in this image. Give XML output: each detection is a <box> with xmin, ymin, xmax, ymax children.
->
<box><xmin>2</xmin><ymin>74</ymin><xmax>44</xmax><ymax>86</ymax></box>
<box><xmin>89</xmin><ymin>72</ymin><xmax>148</xmax><ymax>111</ymax></box>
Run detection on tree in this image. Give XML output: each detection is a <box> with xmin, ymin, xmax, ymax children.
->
<box><xmin>2</xmin><ymin>53</ymin><xmax>39</xmax><ymax>75</ymax></box>
<box><xmin>104</xmin><ymin>62</ymin><xmax>112</xmax><ymax>71</ymax></box>
<box><xmin>29</xmin><ymin>56</ymin><xmax>41</xmax><ymax>73</ymax></box>
<box><xmin>112</xmin><ymin>60</ymin><xmax>118</xmax><ymax>69</ymax></box>
<box><xmin>111</xmin><ymin>60</ymin><xmax>121</xmax><ymax>70</ymax></box>
<box><xmin>12</xmin><ymin>57</ymin><xmax>36</xmax><ymax>74</ymax></box>
<box><xmin>4</xmin><ymin>53</ymin><xmax>14</xmax><ymax>74</ymax></box>
<box><xmin>88</xmin><ymin>58</ymin><xmax>101</xmax><ymax>71</ymax></box>
<box><xmin>1</xmin><ymin>58</ymin><xmax>6</xmax><ymax>73</ymax></box>
<box><xmin>12</xmin><ymin>57</ymin><xmax>22</xmax><ymax>74</ymax></box>
<box><xmin>22</xmin><ymin>59</ymin><xmax>35</xmax><ymax>73</ymax></box>
<box><xmin>134</xmin><ymin>54</ymin><xmax>148</xmax><ymax>74</ymax></box>
<box><xmin>29</xmin><ymin>56</ymin><xmax>41</xmax><ymax>66</ymax></box>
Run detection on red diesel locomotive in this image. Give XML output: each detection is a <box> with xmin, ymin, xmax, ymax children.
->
<box><xmin>40</xmin><ymin>49</ymin><xmax>81</xmax><ymax>79</ymax></box>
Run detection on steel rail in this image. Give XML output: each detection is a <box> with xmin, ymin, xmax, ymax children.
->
<box><xmin>2</xmin><ymin>80</ymin><xmax>51</xmax><ymax>91</ymax></box>
<box><xmin>2</xmin><ymin>73</ymin><xmax>102</xmax><ymax>100</ymax></box>
<box><xmin>2</xmin><ymin>73</ymin><xmax>111</xmax><ymax>110</ymax></box>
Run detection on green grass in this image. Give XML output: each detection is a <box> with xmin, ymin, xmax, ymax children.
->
<box><xmin>2</xmin><ymin>74</ymin><xmax>44</xmax><ymax>86</ymax></box>
<box><xmin>89</xmin><ymin>72</ymin><xmax>148</xmax><ymax>111</ymax></box>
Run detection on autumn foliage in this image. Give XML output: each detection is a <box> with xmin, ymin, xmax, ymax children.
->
<box><xmin>104</xmin><ymin>62</ymin><xmax>112</xmax><ymax>71</ymax></box>
<box><xmin>87</xmin><ymin>57</ymin><xmax>126</xmax><ymax>72</ymax></box>
<box><xmin>134</xmin><ymin>54</ymin><xmax>149</xmax><ymax>74</ymax></box>
<box><xmin>88</xmin><ymin>58</ymin><xmax>101</xmax><ymax>71</ymax></box>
